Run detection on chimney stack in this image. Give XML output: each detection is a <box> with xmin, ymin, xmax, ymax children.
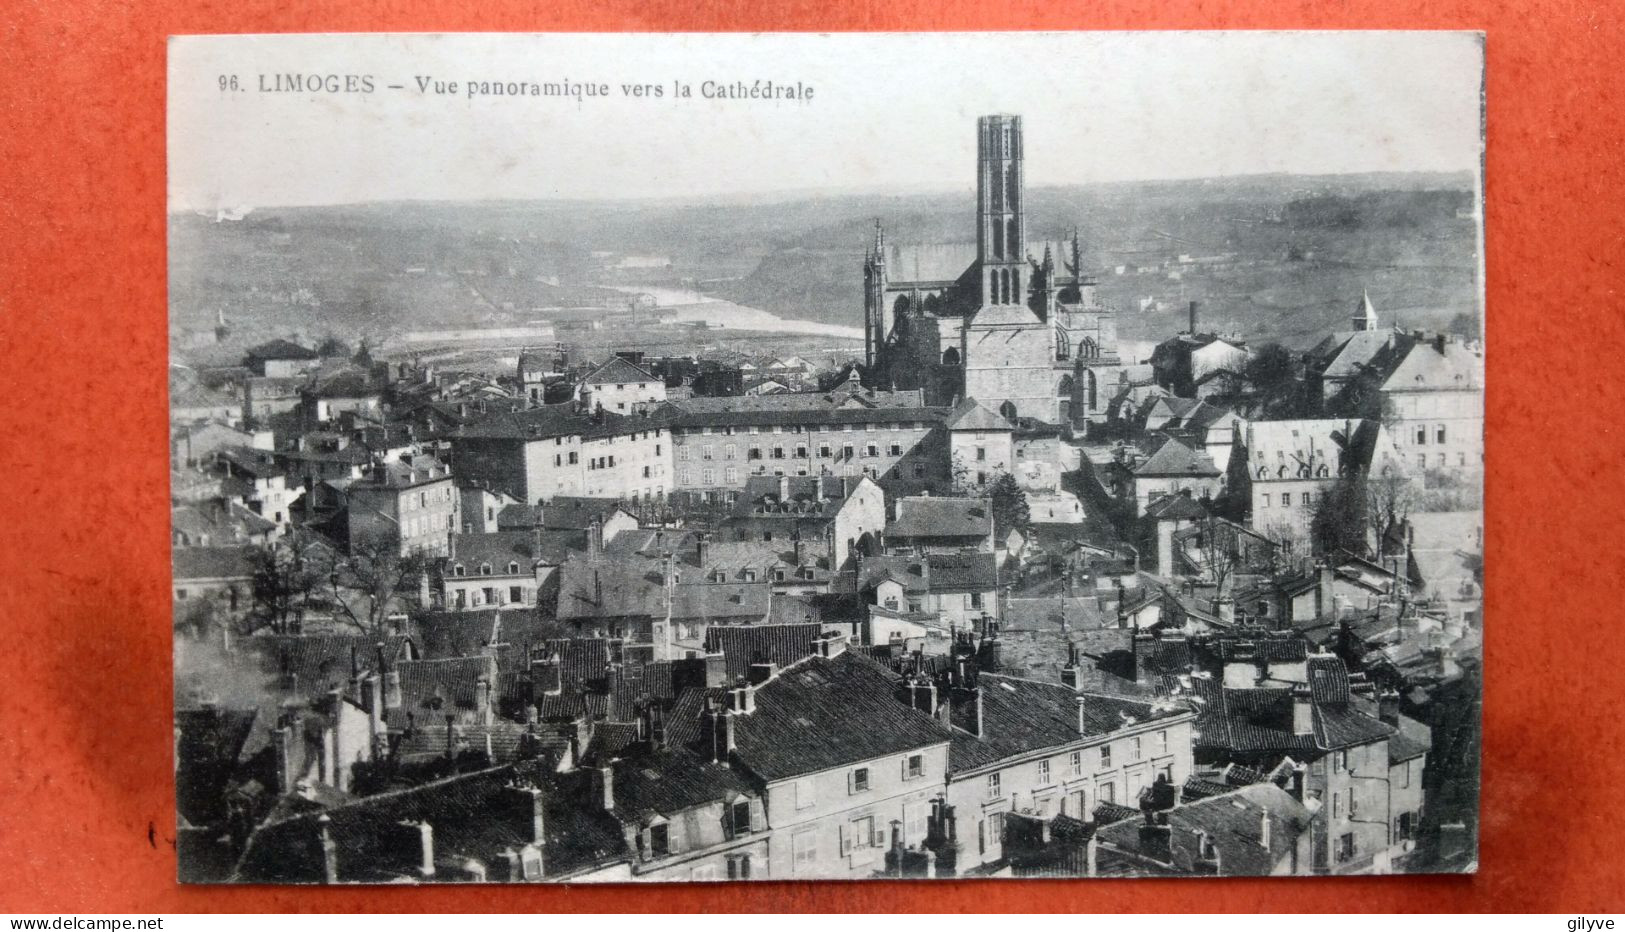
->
<box><xmin>747</xmin><ymin>662</ymin><xmax>777</xmax><ymax>686</ymax></box>
<box><xmin>593</xmin><ymin>765</ymin><xmax>616</xmax><ymax>812</ymax></box>
<box><xmin>696</xmin><ymin>532</ymin><xmax>710</xmax><ymax>568</ymax></box>
<box><xmin>475</xmin><ymin>676</ymin><xmax>493</xmax><ymax>726</ymax></box>
<box><xmin>1291</xmin><ymin>686</ymin><xmax>1314</xmax><ymax>736</ymax></box>
<box><xmin>1188</xmin><ymin>300</ymin><xmax>1198</xmax><ymax>335</ymax></box>
<box><xmin>1075</xmin><ymin>695</ymin><xmax>1089</xmax><ymax>735</ymax></box>
<box><xmin>399</xmin><ymin>820</ymin><xmax>436</xmax><ymax>878</ymax></box>
<box><xmin>384</xmin><ymin>669</ymin><xmax>402</xmax><ymax>710</ymax></box>
<box><xmin>317</xmin><ymin>815</ymin><xmax>339</xmax><ymax>883</ymax></box>
<box><xmin>973</xmin><ymin>685</ymin><xmax>985</xmax><ymax>737</ymax></box>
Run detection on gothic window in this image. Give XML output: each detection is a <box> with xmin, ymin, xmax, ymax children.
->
<box><xmin>1084</xmin><ymin>368</ymin><xmax>1097</xmax><ymax>410</ymax></box>
<box><xmin>991</xmin><ymin>165</ymin><xmax>1003</xmax><ymax>211</ymax></box>
<box><xmin>1081</xmin><ymin>337</ymin><xmax>1099</xmax><ymax>360</ymax></box>
<box><xmin>1055</xmin><ymin>328</ymin><xmax>1071</xmax><ymax>361</ymax></box>
<box><xmin>990</xmin><ymin>269</ymin><xmax>999</xmax><ymax>301</ymax></box>
<box><xmin>1006</xmin><ymin>217</ymin><xmax>1019</xmax><ymax>260</ymax></box>
<box><xmin>1058</xmin><ymin>374</ymin><xmax>1075</xmax><ymax>399</ymax></box>
<box><xmin>1006</xmin><ymin>164</ymin><xmax>1018</xmax><ymax>210</ymax></box>
<box><xmin>1000</xmin><ymin>269</ymin><xmax>1011</xmax><ymax>304</ymax></box>
<box><xmin>1012</xmin><ymin>269</ymin><xmax>1021</xmax><ymax>300</ymax></box>
<box><xmin>942</xmin><ymin>347</ymin><xmax>960</xmax><ymax>366</ymax></box>
<box><xmin>993</xmin><ymin>222</ymin><xmax>1004</xmax><ymax>259</ymax></box>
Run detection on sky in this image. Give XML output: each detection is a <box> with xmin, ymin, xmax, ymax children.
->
<box><xmin>168</xmin><ymin>32</ymin><xmax>1484</xmax><ymax>212</ymax></box>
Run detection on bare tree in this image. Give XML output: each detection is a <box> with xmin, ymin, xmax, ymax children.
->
<box><xmin>328</xmin><ymin>530</ymin><xmax>429</xmax><ymax>639</ymax></box>
<box><xmin>1365</xmin><ymin>470</ymin><xmax>1417</xmax><ymax>556</ymax></box>
<box><xmin>247</xmin><ymin>533</ymin><xmax>329</xmax><ymax>635</ymax></box>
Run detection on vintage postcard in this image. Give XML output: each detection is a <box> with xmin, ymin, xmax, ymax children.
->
<box><xmin>167</xmin><ymin>32</ymin><xmax>1484</xmax><ymax>883</ymax></box>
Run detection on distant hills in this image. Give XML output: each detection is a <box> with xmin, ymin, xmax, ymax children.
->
<box><xmin>169</xmin><ymin>171</ymin><xmax>1480</xmax><ymax>355</ymax></box>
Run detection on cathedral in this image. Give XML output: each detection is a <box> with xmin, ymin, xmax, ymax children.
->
<box><xmin>863</xmin><ymin>114</ymin><xmax>1123</xmax><ymax>428</ymax></box>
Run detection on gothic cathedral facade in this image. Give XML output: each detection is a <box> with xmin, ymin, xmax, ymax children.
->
<box><xmin>863</xmin><ymin>114</ymin><xmax>1124</xmax><ymax>428</ymax></box>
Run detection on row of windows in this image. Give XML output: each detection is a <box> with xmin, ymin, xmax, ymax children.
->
<box><xmin>1259</xmin><ymin>491</ymin><xmax>1313</xmax><ymax>509</ymax></box>
<box><xmin>683</xmin><ymin>442</ymin><xmax>904</xmax><ymax>461</ymax></box>
<box><xmin>1410</xmin><ymin>424</ymin><xmax>1450</xmax><ymax>445</ymax></box>
<box><xmin>689</xmin><ymin>422</ymin><xmax>927</xmax><ymax>436</ymax></box>
<box><xmin>679</xmin><ymin>462</ymin><xmax>925</xmax><ymax>486</ymax></box>
<box><xmin>401</xmin><ymin>485</ymin><xmax>455</xmax><ymax>512</ymax></box>
<box><xmin>987</xmin><ymin>731</ymin><xmax>1172</xmax><ymax>798</ymax></box>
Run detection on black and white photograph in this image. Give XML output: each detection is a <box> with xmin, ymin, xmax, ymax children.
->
<box><xmin>166</xmin><ymin>31</ymin><xmax>1485</xmax><ymax>884</ymax></box>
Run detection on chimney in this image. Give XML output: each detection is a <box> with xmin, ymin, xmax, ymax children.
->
<box><xmin>396</xmin><ymin>820</ymin><xmax>436</xmax><ymax>877</ymax></box>
<box><xmin>703</xmin><ymin>701</ymin><xmax>737</xmax><ymax>763</ymax></box>
<box><xmin>594</xmin><ymin>568</ymin><xmax>604</xmax><ymax>607</ymax></box>
<box><xmin>1291</xmin><ymin>686</ymin><xmax>1314</xmax><ymax>736</ymax></box>
<box><xmin>384</xmin><ymin>669</ymin><xmax>402</xmax><ymax>710</ymax></box>
<box><xmin>793</xmin><ymin>528</ymin><xmax>806</xmax><ymax>566</ymax></box>
<box><xmin>1259</xmin><ymin>811</ymin><xmax>1272</xmax><ymax>850</ymax></box>
<box><xmin>1317</xmin><ymin>561</ymin><xmax>1336</xmax><ymax>619</ymax></box>
<box><xmin>317</xmin><ymin>815</ymin><xmax>339</xmax><ymax>883</ymax></box>
<box><xmin>1188</xmin><ymin>300</ymin><xmax>1198</xmax><ymax>335</ymax></box>
<box><xmin>366</xmin><ymin>674</ymin><xmax>384</xmax><ymax>740</ymax></box>
<box><xmin>588</xmin><ymin>515</ymin><xmax>605</xmax><ymax>556</ymax></box>
<box><xmin>273</xmin><ymin>719</ymin><xmax>301</xmax><ymax>794</ymax></box>
<box><xmin>973</xmin><ymin>685</ymin><xmax>985</xmax><ymax>737</ymax></box>
<box><xmin>531</xmin><ymin>654</ymin><xmax>563</xmax><ymax>699</ymax></box>
<box><xmin>475</xmin><ymin>676</ymin><xmax>493</xmax><ymax>726</ymax></box>
<box><xmin>747</xmin><ymin>662</ymin><xmax>777</xmax><ymax>686</ymax></box>
<box><xmin>1377</xmin><ymin>689</ymin><xmax>1401</xmax><ymax>725</ymax></box>
<box><xmin>1288</xmin><ymin>763</ymin><xmax>1306</xmax><ymax>802</ymax></box>
<box><xmin>696</xmin><ymin>532</ymin><xmax>710</xmax><ymax>567</ymax></box>
<box><xmin>1075</xmin><ymin>695</ymin><xmax>1088</xmax><ymax>735</ymax></box>
<box><xmin>592</xmin><ymin>764</ymin><xmax>616</xmax><ymax>812</ymax></box>
<box><xmin>777</xmin><ymin>475</ymin><xmax>790</xmax><ymax>502</ymax></box>
<box><xmin>703</xmin><ymin>652</ymin><xmax>727</xmax><ymax>688</ymax></box>
<box><xmin>447</xmin><ymin>529</ymin><xmax>457</xmax><ymax>561</ymax></box>
<box><xmin>727</xmin><ymin>684</ymin><xmax>757</xmax><ymax>714</ymax></box>
<box><xmin>1061</xmin><ymin>642</ymin><xmax>1082</xmax><ymax>690</ymax></box>
<box><xmin>812</xmin><ymin>631</ymin><xmax>847</xmax><ymax>658</ymax></box>
<box><xmin>908</xmin><ymin>677</ymin><xmax>937</xmax><ymax>715</ymax></box>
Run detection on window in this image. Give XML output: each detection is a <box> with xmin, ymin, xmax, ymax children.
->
<box><xmin>1131</xmin><ymin>736</ymin><xmax>1142</xmax><ymax>761</ymax></box>
<box><xmin>1436</xmin><ymin>425</ymin><xmax>1447</xmax><ymax>443</ymax></box>
<box><xmin>648</xmin><ymin>823</ymin><xmax>669</xmax><ymax>857</ymax></box>
<box><xmin>976</xmin><ymin>446</ymin><xmax>987</xmax><ymax>462</ymax></box>
<box><xmin>1099</xmin><ymin>781</ymin><xmax>1116</xmax><ymax>804</ymax></box>
<box><xmin>968</xmin><ymin>592</ymin><xmax>984</xmax><ymax>609</ymax></box>
<box><xmin>1415</xmin><ymin>427</ymin><xmax>1427</xmax><ymax>444</ymax></box>
<box><xmin>508</xmin><ymin>586</ymin><xmax>523</xmax><ymax>603</ymax></box>
<box><xmin>889</xmin><ymin>443</ymin><xmax>902</xmax><ymax>456</ymax></box>
<box><xmin>175</xmin><ymin>588</ymin><xmax>188</xmax><ymax>600</ymax></box>
<box><xmin>905</xmin><ymin>754</ymin><xmax>924</xmax><ymax>780</ymax></box>
<box><xmin>1100</xmin><ymin>745</ymin><xmax>1112</xmax><ymax>768</ymax></box>
<box><xmin>691</xmin><ymin>864</ymin><xmax>718</xmax><ymax>881</ymax></box>
<box><xmin>1156</xmin><ymin>730</ymin><xmax>1168</xmax><ymax>754</ymax></box>
<box><xmin>1337</xmin><ymin>833</ymin><xmax>1356</xmax><ymax>862</ymax></box>
<box><xmin>987</xmin><ymin>773</ymin><xmax>1002</xmax><ymax>800</ymax></box>
<box><xmin>1070</xmin><ymin>751</ymin><xmax>1083</xmax><ymax>776</ymax></box>
<box><xmin>568</xmin><ymin>451</ymin><xmax>578</xmax><ymax>465</ymax></box>
<box><xmin>1281</xmin><ymin>492</ymin><xmax>1291</xmax><ymax>507</ymax></box>
<box><xmin>796</xmin><ymin>445</ymin><xmax>808</xmax><ymax>458</ymax></box>
<box><xmin>865</xmin><ymin>444</ymin><xmax>878</xmax><ymax>458</ymax></box>
<box><xmin>729</xmin><ymin>799</ymin><xmax>752</xmax><ymax>837</ymax></box>
<box><xmin>1331</xmin><ymin>791</ymin><xmax>1340</xmax><ymax>818</ymax></box>
<box><xmin>791</xmin><ymin>829</ymin><xmax>819</xmax><ymax>874</ymax></box>
<box><xmin>842</xmin><ymin>444</ymin><xmax>855</xmax><ymax>460</ymax></box>
<box><xmin>794</xmin><ymin>778</ymin><xmax>815</xmax><ymax>810</ymax></box>
<box><xmin>1262</xmin><ymin>493</ymin><xmax>1271</xmax><ymax>508</ymax></box>
<box><xmin>849</xmin><ymin>767</ymin><xmax>870</xmax><ymax>794</ymax></box>
<box><xmin>772</xmin><ymin>446</ymin><xmax>785</xmax><ymax>459</ymax></box>
<box><xmin>988</xmin><ymin>811</ymin><xmax>1006</xmax><ymax>845</ymax></box>
<box><xmin>848</xmin><ymin>815</ymin><xmax>878</xmax><ymax>852</ymax></box>
<box><xmin>726</xmin><ymin>854</ymin><xmax>752</xmax><ymax>880</ymax></box>
<box><xmin>818</xmin><ymin>444</ymin><xmax>831</xmax><ymax>458</ymax></box>
<box><xmin>479</xmin><ymin>563</ymin><xmax>492</xmax><ymax>576</ymax></box>
<box><xmin>1037</xmin><ymin>759</ymin><xmax>1052</xmax><ymax>785</ymax></box>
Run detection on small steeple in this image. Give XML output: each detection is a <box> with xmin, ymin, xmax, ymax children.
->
<box><xmin>871</xmin><ymin>219</ymin><xmax>886</xmax><ymax>262</ymax></box>
<box><xmin>1353</xmin><ymin>289</ymin><xmax>1378</xmax><ymax>331</ymax></box>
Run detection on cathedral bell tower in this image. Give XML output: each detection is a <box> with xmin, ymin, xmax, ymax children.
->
<box><xmin>977</xmin><ymin>115</ymin><xmax>1026</xmax><ymax>308</ymax></box>
<box><xmin>863</xmin><ymin>220</ymin><xmax>887</xmax><ymax>372</ymax></box>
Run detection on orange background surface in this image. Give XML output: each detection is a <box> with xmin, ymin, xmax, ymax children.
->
<box><xmin>1</xmin><ymin>0</ymin><xmax>1619</xmax><ymax>914</ymax></box>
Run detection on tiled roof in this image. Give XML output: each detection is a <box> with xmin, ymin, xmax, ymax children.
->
<box><xmin>947</xmin><ymin>398</ymin><xmax>1016</xmax><ymax>432</ymax></box>
<box><xmin>1096</xmin><ymin>783</ymin><xmax>1312</xmax><ymax>877</ymax></box>
<box><xmin>350</xmin><ymin>454</ymin><xmax>452</xmax><ymax>490</ymax></box>
<box><xmin>393</xmin><ymin>655</ymin><xmax>499</xmax><ymax>720</ymax></box>
<box><xmin>666</xmin><ymin>650</ymin><xmax>953</xmax><ymax>782</ymax></box>
<box><xmin>1133</xmin><ymin>438</ymin><xmax>1220</xmax><ymax>478</ymax></box>
<box><xmin>1194</xmin><ymin>655</ymin><xmax>1396</xmax><ymax>756</ymax></box>
<box><xmin>232</xmin><ymin>761</ymin><xmax>630</xmax><ymax>882</ymax></box>
<box><xmin>702</xmin><ymin>623</ymin><xmax>824</xmax><ymax>681</ymax></box>
<box><xmin>926</xmin><ymin>552</ymin><xmax>999</xmax><ymax>592</ymax></box>
<box><xmin>1388</xmin><ymin>714</ymin><xmax>1432</xmax><ymax>764</ymax></box>
<box><xmin>452</xmin><ymin>403</ymin><xmax>667</xmax><ymax>442</ymax></box>
<box><xmin>239</xmin><ymin>634</ymin><xmax>416</xmax><ymax>701</ymax></box>
<box><xmin>1381</xmin><ymin>339</ymin><xmax>1482</xmax><ymax>393</ymax></box>
<box><xmin>889</xmin><ymin>496</ymin><xmax>992</xmax><ymax>539</ymax></box>
<box><xmin>606</xmin><ymin>745</ymin><xmax>758</xmax><ymax>817</ymax></box>
<box><xmin>1144</xmin><ymin>493</ymin><xmax>1209</xmax><ymax>521</ymax></box>
<box><xmin>949</xmin><ymin>675</ymin><xmax>1192</xmax><ymax>772</ymax></box>
<box><xmin>414</xmin><ymin>611</ymin><xmax>503</xmax><ymax>660</ymax></box>
<box><xmin>172</xmin><ymin>546</ymin><xmax>255</xmax><ymax>581</ymax></box>
<box><xmin>730</xmin><ymin>475</ymin><xmax>860</xmax><ymax>515</ymax></box>
<box><xmin>447</xmin><ymin>530</ymin><xmax>581</xmax><ymax>575</ymax></box>
<box><xmin>245</xmin><ymin>339</ymin><xmax>319</xmax><ymax>361</ymax></box>
<box><xmin>1319</xmin><ymin>330</ymin><xmax>1394</xmax><ymax>380</ymax></box>
<box><xmin>582</xmin><ymin>356</ymin><xmax>658</xmax><ymax>385</ymax></box>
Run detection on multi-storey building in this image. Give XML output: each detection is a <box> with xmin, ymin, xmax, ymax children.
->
<box><xmin>575</xmin><ymin>356</ymin><xmax>667</xmax><ymax>413</ymax></box>
<box><xmin>1380</xmin><ymin>336</ymin><xmax>1483</xmax><ymax>475</ymax></box>
<box><xmin>345</xmin><ymin>452</ymin><xmax>459</xmax><ymax>556</ymax></box>
<box><xmin>932</xmin><ymin>669</ymin><xmax>1197</xmax><ymax>874</ymax></box>
<box><xmin>666</xmin><ymin>644</ymin><xmax>953</xmax><ymax>880</ymax></box>
<box><xmin>1245</xmin><ymin>418</ymin><xmax>1403</xmax><ymax>541</ymax></box>
<box><xmin>448</xmin><ymin>404</ymin><xmax>672</xmax><ymax>505</ymax></box>
<box><xmin>664</xmin><ymin>390</ymin><xmax>949</xmax><ymax>502</ymax></box>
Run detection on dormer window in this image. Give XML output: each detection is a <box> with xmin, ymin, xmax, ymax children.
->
<box><xmin>507</xmin><ymin>561</ymin><xmax>521</xmax><ymax>574</ymax></box>
<box><xmin>453</xmin><ymin>564</ymin><xmax>466</xmax><ymax>577</ymax></box>
<box><xmin>479</xmin><ymin>563</ymin><xmax>492</xmax><ymax>576</ymax></box>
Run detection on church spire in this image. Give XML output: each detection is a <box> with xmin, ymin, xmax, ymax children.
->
<box><xmin>1354</xmin><ymin>288</ymin><xmax>1378</xmax><ymax>331</ymax></box>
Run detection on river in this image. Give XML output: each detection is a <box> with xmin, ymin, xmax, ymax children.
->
<box><xmin>604</xmin><ymin>284</ymin><xmax>866</xmax><ymax>341</ymax></box>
